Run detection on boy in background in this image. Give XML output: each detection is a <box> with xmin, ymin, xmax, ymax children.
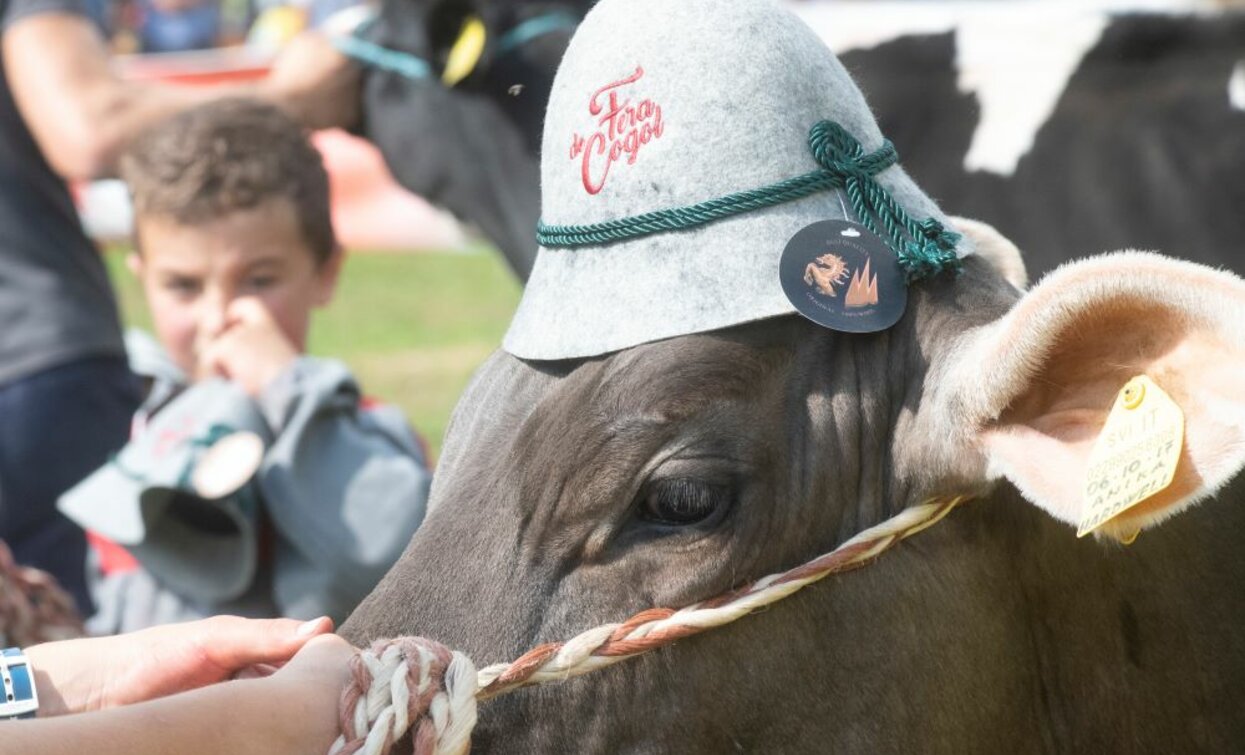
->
<box><xmin>60</xmin><ymin>98</ymin><xmax>431</xmax><ymax>632</ymax></box>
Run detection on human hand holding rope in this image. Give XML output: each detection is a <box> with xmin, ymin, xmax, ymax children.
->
<box><xmin>25</xmin><ymin>615</ymin><xmax>334</xmax><ymax>716</ymax></box>
<box><xmin>0</xmin><ymin>498</ymin><xmax>961</xmax><ymax>755</ymax></box>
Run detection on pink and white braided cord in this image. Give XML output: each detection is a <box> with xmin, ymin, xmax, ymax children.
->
<box><xmin>331</xmin><ymin>637</ymin><xmax>478</xmax><ymax>755</ymax></box>
<box><xmin>330</xmin><ymin>496</ymin><xmax>966</xmax><ymax>755</ymax></box>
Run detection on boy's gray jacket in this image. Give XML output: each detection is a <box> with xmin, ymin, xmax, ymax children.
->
<box><xmin>86</xmin><ymin>332</ymin><xmax>432</xmax><ymax>633</ymax></box>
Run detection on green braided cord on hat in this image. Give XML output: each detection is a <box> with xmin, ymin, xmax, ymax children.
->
<box><xmin>537</xmin><ymin>120</ymin><xmax>962</xmax><ymax>282</ymax></box>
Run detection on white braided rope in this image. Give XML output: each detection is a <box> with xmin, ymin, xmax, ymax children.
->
<box><xmin>330</xmin><ymin>497</ymin><xmax>964</xmax><ymax>754</ymax></box>
<box><xmin>475</xmin><ymin>498</ymin><xmax>960</xmax><ymax>689</ymax></box>
<box><xmin>328</xmin><ymin>644</ymin><xmax>478</xmax><ymax>755</ymax></box>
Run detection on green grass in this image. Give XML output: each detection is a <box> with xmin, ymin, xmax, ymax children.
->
<box><xmin>105</xmin><ymin>248</ymin><xmax>522</xmax><ymax>456</ymax></box>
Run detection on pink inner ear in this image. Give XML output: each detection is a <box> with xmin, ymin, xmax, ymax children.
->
<box><xmin>982</xmin><ymin>295</ymin><xmax>1245</xmax><ymax>537</ymax></box>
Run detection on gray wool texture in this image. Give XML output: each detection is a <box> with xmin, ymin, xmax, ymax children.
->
<box><xmin>502</xmin><ymin>0</ymin><xmax>971</xmax><ymax>361</ymax></box>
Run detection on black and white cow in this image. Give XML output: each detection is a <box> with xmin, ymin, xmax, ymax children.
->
<box><xmin>806</xmin><ymin>4</ymin><xmax>1245</xmax><ymax>279</ymax></box>
<box><xmin>358</xmin><ymin>2</ymin><xmax>1242</xmax><ymax>282</ymax></box>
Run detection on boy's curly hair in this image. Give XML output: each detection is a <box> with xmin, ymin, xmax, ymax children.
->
<box><xmin>120</xmin><ymin>98</ymin><xmax>336</xmax><ymax>265</ymax></box>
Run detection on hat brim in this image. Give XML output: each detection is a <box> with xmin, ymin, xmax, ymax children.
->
<box><xmin>504</xmin><ymin>166</ymin><xmax>963</xmax><ymax>361</ymax></box>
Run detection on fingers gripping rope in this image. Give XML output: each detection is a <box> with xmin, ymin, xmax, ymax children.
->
<box><xmin>330</xmin><ymin>497</ymin><xmax>967</xmax><ymax>754</ymax></box>
<box><xmin>330</xmin><ymin>638</ymin><xmax>477</xmax><ymax>755</ymax></box>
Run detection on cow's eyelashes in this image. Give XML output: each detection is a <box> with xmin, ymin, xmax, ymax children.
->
<box><xmin>637</xmin><ymin>478</ymin><xmax>731</xmax><ymax>526</ymax></box>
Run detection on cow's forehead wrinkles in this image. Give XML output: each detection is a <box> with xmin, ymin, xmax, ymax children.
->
<box><xmin>452</xmin><ymin>284</ymin><xmax>1000</xmax><ymax>549</ymax></box>
<box><xmin>514</xmin><ymin>392</ymin><xmax>760</xmax><ymax>516</ymax></box>
<box><xmin>594</xmin><ymin>323</ymin><xmax>803</xmax><ymax>416</ymax></box>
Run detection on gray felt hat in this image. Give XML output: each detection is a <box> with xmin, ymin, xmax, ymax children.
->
<box><xmin>59</xmin><ymin>379</ymin><xmax>272</xmax><ymax>602</ymax></box>
<box><xmin>503</xmin><ymin>0</ymin><xmax>971</xmax><ymax>360</ymax></box>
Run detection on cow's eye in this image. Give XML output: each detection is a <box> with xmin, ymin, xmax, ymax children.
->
<box><xmin>638</xmin><ymin>478</ymin><xmax>728</xmax><ymax>525</ymax></box>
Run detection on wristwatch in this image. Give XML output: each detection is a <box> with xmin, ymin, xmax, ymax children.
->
<box><xmin>0</xmin><ymin>649</ymin><xmax>38</xmax><ymax>720</ymax></box>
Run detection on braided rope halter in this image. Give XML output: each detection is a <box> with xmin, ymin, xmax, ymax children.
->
<box><xmin>330</xmin><ymin>495</ymin><xmax>968</xmax><ymax>755</ymax></box>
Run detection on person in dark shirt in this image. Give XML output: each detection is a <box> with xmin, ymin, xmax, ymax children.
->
<box><xmin>0</xmin><ymin>1</ymin><xmax>360</xmax><ymax>612</ymax></box>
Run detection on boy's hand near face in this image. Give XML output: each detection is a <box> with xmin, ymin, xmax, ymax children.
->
<box><xmin>199</xmin><ymin>298</ymin><xmax>301</xmax><ymax>397</ymax></box>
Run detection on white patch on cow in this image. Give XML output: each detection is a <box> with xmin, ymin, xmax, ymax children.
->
<box><xmin>789</xmin><ymin>0</ymin><xmax>1217</xmax><ymax>55</ymax></box>
<box><xmin>789</xmin><ymin>0</ymin><xmax>1222</xmax><ymax>176</ymax></box>
<box><xmin>955</xmin><ymin>14</ymin><xmax>1108</xmax><ymax>176</ymax></box>
<box><xmin>788</xmin><ymin>3</ymin><xmax>957</xmax><ymax>53</ymax></box>
<box><xmin>1231</xmin><ymin>61</ymin><xmax>1245</xmax><ymax>111</ymax></box>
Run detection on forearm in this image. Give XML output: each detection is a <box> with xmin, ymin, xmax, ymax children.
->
<box><xmin>24</xmin><ymin>616</ymin><xmax>337</xmax><ymax>719</ymax></box>
<box><xmin>63</xmin><ymin>78</ymin><xmax>259</xmax><ymax>179</ymax></box>
<box><xmin>25</xmin><ymin>641</ymin><xmax>101</xmax><ymax>718</ymax></box>
<box><xmin>0</xmin><ymin>676</ymin><xmax>338</xmax><ymax>755</ymax></box>
<box><xmin>3</xmin><ymin>15</ymin><xmax>354</xmax><ymax>180</ymax></box>
<box><xmin>2</xmin><ymin>14</ymin><xmax>266</xmax><ymax>179</ymax></box>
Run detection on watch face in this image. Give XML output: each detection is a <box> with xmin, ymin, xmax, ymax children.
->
<box><xmin>779</xmin><ymin>220</ymin><xmax>908</xmax><ymax>333</ymax></box>
<box><xmin>0</xmin><ymin>650</ymin><xmax>38</xmax><ymax>718</ymax></box>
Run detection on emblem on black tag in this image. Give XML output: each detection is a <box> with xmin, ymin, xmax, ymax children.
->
<box><xmin>779</xmin><ymin>220</ymin><xmax>907</xmax><ymax>333</ymax></box>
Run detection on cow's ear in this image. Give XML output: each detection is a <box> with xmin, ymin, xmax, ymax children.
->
<box><xmin>950</xmin><ymin>216</ymin><xmax>1028</xmax><ymax>289</ymax></box>
<box><xmin>942</xmin><ymin>252</ymin><xmax>1245</xmax><ymax>540</ymax></box>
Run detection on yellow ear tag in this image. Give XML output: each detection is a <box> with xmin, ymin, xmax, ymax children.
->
<box><xmin>1078</xmin><ymin>375</ymin><xmax>1185</xmax><ymax>538</ymax></box>
<box><xmin>442</xmin><ymin>16</ymin><xmax>487</xmax><ymax>86</ymax></box>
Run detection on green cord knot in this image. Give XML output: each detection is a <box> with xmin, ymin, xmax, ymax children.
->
<box><xmin>536</xmin><ymin>118</ymin><xmax>962</xmax><ymax>282</ymax></box>
<box><xmin>807</xmin><ymin>120</ymin><xmax>898</xmax><ymax>185</ymax></box>
<box><xmin>898</xmin><ymin>218</ymin><xmax>962</xmax><ymax>282</ymax></box>
<box><xmin>805</xmin><ymin>121</ymin><xmax>961</xmax><ymax>282</ymax></box>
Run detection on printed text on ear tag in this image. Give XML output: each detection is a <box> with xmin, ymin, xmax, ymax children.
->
<box><xmin>1078</xmin><ymin>375</ymin><xmax>1185</xmax><ymax>538</ymax></box>
<box><xmin>779</xmin><ymin>220</ymin><xmax>907</xmax><ymax>333</ymax></box>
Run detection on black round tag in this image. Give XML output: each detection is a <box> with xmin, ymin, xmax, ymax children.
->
<box><xmin>779</xmin><ymin>220</ymin><xmax>908</xmax><ymax>334</ymax></box>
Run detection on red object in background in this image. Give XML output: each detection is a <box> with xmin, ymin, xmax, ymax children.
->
<box><xmin>87</xmin><ymin>531</ymin><xmax>139</xmax><ymax>574</ymax></box>
<box><xmin>115</xmin><ymin>46</ymin><xmax>273</xmax><ymax>85</ymax></box>
<box><xmin>79</xmin><ymin>48</ymin><xmax>466</xmax><ymax>252</ymax></box>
